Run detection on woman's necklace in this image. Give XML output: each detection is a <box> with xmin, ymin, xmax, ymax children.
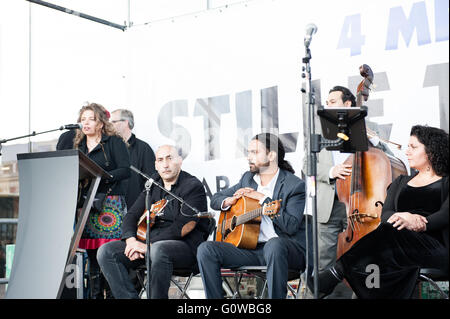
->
<box><xmin>409</xmin><ymin>170</ymin><xmax>441</xmax><ymax>187</ymax></box>
<box><xmin>87</xmin><ymin>135</ymin><xmax>101</xmax><ymax>152</ymax></box>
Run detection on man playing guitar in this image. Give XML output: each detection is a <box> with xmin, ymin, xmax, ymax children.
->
<box><xmin>197</xmin><ymin>133</ymin><xmax>312</xmax><ymax>299</ymax></box>
<box><xmin>97</xmin><ymin>145</ymin><xmax>209</xmax><ymax>298</ymax></box>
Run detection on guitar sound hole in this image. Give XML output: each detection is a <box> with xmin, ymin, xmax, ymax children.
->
<box><xmin>230</xmin><ymin>215</ymin><xmax>237</xmax><ymax>231</ymax></box>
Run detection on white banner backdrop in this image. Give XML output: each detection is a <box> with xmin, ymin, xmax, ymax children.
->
<box><xmin>125</xmin><ymin>0</ymin><xmax>449</xmax><ymax>199</ymax></box>
<box><xmin>1</xmin><ymin>0</ymin><xmax>448</xmax><ymax>203</ymax></box>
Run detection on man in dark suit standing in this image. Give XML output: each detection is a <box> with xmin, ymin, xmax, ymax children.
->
<box><xmin>56</xmin><ymin>129</ymin><xmax>76</xmax><ymax>150</ymax></box>
<box><xmin>197</xmin><ymin>133</ymin><xmax>311</xmax><ymax>299</ymax></box>
<box><xmin>110</xmin><ymin>109</ymin><xmax>156</xmax><ymax>209</ymax></box>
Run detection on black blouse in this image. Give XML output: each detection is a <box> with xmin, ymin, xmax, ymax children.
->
<box><xmin>397</xmin><ymin>179</ymin><xmax>442</xmax><ymax>217</ymax></box>
<box><xmin>78</xmin><ymin>134</ymin><xmax>131</xmax><ymax>196</ymax></box>
<box><xmin>381</xmin><ymin>174</ymin><xmax>449</xmax><ymax>249</ymax></box>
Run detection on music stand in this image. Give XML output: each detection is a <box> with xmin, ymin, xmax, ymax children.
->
<box><xmin>316</xmin><ymin>106</ymin><xmax>369</xmax><ymax>153</ymax></box>
<box><xmin>305</xmin><ymin>105</ymin><xmax>368</xmax><ymax>298</ymax></box>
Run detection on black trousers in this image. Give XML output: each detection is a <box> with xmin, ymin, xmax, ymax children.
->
<box><xmin>339</xmin><ymin>222</ymin><xmax>448</xmax><ymax>298</ymax></box>
<box><xmin>97</xmin><ymin>239</ymin><xmax>197</xmax><ymax>299</ymax></box>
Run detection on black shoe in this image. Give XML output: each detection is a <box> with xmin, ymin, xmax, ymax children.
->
<box><xmin>89</xmin><ymin>272</ymin><xmax>104</xmax><ymax>299</ymax></box>
<box><xmin>307</xmin><ymin>267</ymin><xmax>343</xmax><ymax>299</ymax></box>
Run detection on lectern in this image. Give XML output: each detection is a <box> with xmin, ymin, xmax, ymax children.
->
<box><xmin>5</xmin><ymin>149</ymin><xmax>111</xmax><ymax>299</ymax></box>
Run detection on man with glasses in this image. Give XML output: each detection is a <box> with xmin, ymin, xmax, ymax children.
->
<box><xmin>110</xmin><ymin>109</ymin><xmax>156</xmax><ymax>209</ymax></box>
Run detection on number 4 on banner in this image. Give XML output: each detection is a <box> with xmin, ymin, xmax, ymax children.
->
<box><xmin>338</xmin><ymin>14</ymin><xmax>366</xmax><ymax>56</ymax></box>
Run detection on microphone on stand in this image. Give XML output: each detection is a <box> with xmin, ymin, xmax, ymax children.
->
<box><xmin>1</xmin><ymin>123</ymin><xmax>82</xmax><ymax>155</ymax></box>
<box><xmin>130</xmin><ymin>165</ymin><xmax>202</xmax><ymax>218</ymax></box>
<box><xmin>144</xmin><ymin>178</ymin><xmax>155</xmax><ymax>190</ymax></box>
<box><xmin>195</xmin><ymin>211</ymin><xmax>215</xmax><ymax>219</ymax></box>
<box><xmin>60</xmin><ymin>123</ymin><xmax>83</xmax><ymax>130</ymax></box>
<box><xmin>304</xmin><ymin>23</ymin><xmax>318</xmax><ymax>48</ymax></box>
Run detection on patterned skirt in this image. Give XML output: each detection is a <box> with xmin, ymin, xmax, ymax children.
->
<box><xmin>78</xmin><ymin>195</ymin><xmax>126</xmax><ymax>250</ymax></box>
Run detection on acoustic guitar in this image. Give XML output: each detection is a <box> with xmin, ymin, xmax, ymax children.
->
<box><xmin>136</xmin><ymin>198</ymin><xmax>167</xmax><ymax>242</ymax></box>
<box><xmin>216</xmin><ymin>196</ymin><xmax>281</xmax><ymax>249</ymax></box>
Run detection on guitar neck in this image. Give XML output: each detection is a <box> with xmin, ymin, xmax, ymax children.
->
<box><xmin>235</xmin><ymin>206</ymin><xmax>265</xmax><ymax>226</ymax></box>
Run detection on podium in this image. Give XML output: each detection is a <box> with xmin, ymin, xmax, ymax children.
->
<box><xmin>5</xmin><ymin>150</ymin><xmax>111</xmax><ymax>299</ymax></box>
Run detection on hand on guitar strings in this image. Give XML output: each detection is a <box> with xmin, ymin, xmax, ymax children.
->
<box><xmin>234</xmin><ymin>187</ymin><xmax>265</xmax><ymax>201</ymax></box>
<box><xmin>222</xmin><ymin>188</ymin><xmax>266</xmax><ymax>209</ymax></box>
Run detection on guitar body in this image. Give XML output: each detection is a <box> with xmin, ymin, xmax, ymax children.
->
<box><xmin>216</xmin><ymin>196</ymin><xmax>262</xmax><ymax>250</ymax></box>
<box><xmin>136</xmin><ymin>211</ymin><xmax>154</xmax><ymax>242</ymax></box>
<box><xmin>136</xmin><ymin>199</ymin><xmax>167</xmax><ymax>242</ymax></box>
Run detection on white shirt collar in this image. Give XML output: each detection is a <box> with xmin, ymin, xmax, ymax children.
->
<box><xmin>253</xmin><ymin>168</ymin><xmax>280</xmax><ymax>196</ymax></box>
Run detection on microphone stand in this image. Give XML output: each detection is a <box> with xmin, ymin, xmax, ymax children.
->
<box><xmin>130</xmin><ymin>165</ymin><xmax>200</xmax><ymax>214</ymax></box>
<box><xmin>144</xmin><ymin>180</ymin><xmax>151</xmax><ymax>299</ymax></box>
<box><xmin>130</xmin><ymin>165</ymin><xmax>201</xmax><ymax>299</ymax></box>
<box><xmin>302</xmin><ymin>44</ymin><xmax>320</xmax><ymax>299</ymax></box>
<box><xmin>0</xmin><ymin>126</ymin><xmax>72</xmax><ymax>155</ymax></box>
<box><xmin>302</xmin><ymin>43</ymin><xmax>345</xmax><ymax>299</ymax></box>
<box><xmin>130</xmin><ymin>165</ymin><xmax>201</xmax><ymax>216</ymax></box>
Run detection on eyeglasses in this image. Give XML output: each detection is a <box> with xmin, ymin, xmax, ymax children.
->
<box><xmin>110</xmin><ymin>119</ymin><xmax>126</xmax><ymax>124</ymax></box>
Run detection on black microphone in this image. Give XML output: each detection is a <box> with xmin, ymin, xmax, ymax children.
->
<box><xmin>195</xmin><ymin>211</ymin><xmax>215</xmax><ymax>218</ymax></box>
<box><xmin>304</xmin><ymin>23</ymin><xmax>318</xmax><ymax>48</ymax></box>
<box><xmin>61</xmin><ymin>123</ymin><xmax>83</xmax><ymax>130</ymax></box>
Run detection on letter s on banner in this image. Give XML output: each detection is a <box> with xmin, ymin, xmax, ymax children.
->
<box><xmin>157</xmin><ymin>99</ymin><xmax>191</xmax><ymax>159</ymax></box>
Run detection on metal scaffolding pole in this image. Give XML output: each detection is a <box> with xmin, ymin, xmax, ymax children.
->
<box><xmin>26</xmin><ymin>0</ymin><xmax>127</xmax><ymax>31</ymax></box>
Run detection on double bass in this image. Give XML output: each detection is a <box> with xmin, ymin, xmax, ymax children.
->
<box><xmin>336</xmin><ymin>64</ymin><xmax>407</xmax><ymax>258</ymax></box>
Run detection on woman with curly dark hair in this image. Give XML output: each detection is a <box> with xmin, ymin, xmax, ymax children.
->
<box><xmin>311</xmin><ymin>125</ymin><xmax>449</xmax><ymax>299</ymax></box>
<box><xmin>75</xmin><ymin>102</ymin><xmax>130</xmax><ymax>298</ymax></box>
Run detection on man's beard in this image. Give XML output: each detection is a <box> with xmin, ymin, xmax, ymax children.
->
<box><xmin>249</xmin><ymin>160</ymin><xmax>270</xmax><ymax>173</ymax></box>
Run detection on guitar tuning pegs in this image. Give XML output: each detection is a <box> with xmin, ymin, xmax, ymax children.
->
<box><xmin>269</xmin><ymin>213</ymin><xmax>280</xmax><ymax>220</ymax></box>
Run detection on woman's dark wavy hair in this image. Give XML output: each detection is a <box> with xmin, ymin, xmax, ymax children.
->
<box><xmin>410</xmin><ymin>125</ymin><xmax>449</xmax><ymax>176</ymax></box>
<box><xmin>252</xmin><ymin>133</ymin><xmax>295</xmax><ymax>174</ymax></box>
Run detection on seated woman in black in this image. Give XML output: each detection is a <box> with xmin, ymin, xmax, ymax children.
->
<box><xmin>315</xmin><ymin>125</ymin><xmax>449</xmax><ymax>299</ymax></box>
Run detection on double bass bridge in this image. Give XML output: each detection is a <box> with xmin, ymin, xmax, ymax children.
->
<box><xmin>347</xmin><ymin>208</ymin><xmax>378</xmax><ymax>230</ymax></box>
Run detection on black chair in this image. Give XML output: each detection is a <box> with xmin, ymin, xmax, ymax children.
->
<box><xmin>220</xmin><ymin>214</ymin><xmax>313</xmax><ymax>299</ymax></box>
<box><xmin>417</xmin><ymin>268</ymin><xmax>449</xmax><ymax>299</ymax></box>
<box><xmin>136</xmin><ymin>264</ymin><xmax>201</xmax><ymax>299</ymax></box>
<box><xmin>221</xmin><ymin>265</ymin><xmax>304</xmax><ymax>299</ymax></box>
<box><xmin>136</xmin><ymin>218</ymin><xmax>216</xmax><ymax>299</ymax></box>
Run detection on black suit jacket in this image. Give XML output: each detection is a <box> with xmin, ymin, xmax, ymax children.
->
<box><xmin>210</xmin><ymin>169</ymin><xmax>312</xmax><ymax>266</ymax></box>
<box><xmin>56</xmin><ymin>130</ymin><xmax>76</xmax><ymax>150</ymax></box>
<box><xmin>123</xmin><ymin>134</ymin><xmax>156</xmax><ymax>208</ymax></box>
<box><xmin>122</xmin><ymin>170</ymin><xmax>209</xmax><ymax>255</ymax></box>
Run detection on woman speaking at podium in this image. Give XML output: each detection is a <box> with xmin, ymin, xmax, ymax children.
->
<box><xmin>74</xmin><ymin>102</ymin><xmax>130</xmax><ymax>299</ymax></box>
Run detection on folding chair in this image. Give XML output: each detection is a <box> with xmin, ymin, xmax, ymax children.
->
<box><xmin>222</xmin><ymin>265</ymin><xmax>304</xmax><ymax>299</ymax></box>
<box><xmin>417</xmin><ymin>268</ymin><xmax>449</xmax><ymax>299</ymax></box>
<box><xmin>137</xmin><ymin>218</ymin><xmax>216</xmax><ymax>299</ymax></box>
<box><xmin>136</xmin><ymin>264</ymin><xmax>200</xmax><ymax>299</ymax></box>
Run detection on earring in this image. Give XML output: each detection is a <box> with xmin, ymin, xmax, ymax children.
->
<box><xmin>426</xmin><ymin>166</ymin><xmax>431</xmax><ymax>172</ymax></box>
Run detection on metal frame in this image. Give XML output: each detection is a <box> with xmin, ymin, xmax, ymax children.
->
<box><xmin>136</xmin><ymin>267</ymin><xmax>198</xmax><ymax>299</ymax></box>
<box><xmin>418</xmin><ymin>268</ymin><xmax>449</xmax><ymax>299</ymax></box>
<box><xmin>222</xmin><ymin>265</ymin><xmax>304</xmax><ymax>299</ymax></box>
<box><xmin>26</xmin><ymin>0</ymin><xmax>127</xmax><ymax>31</ymax></box>
<box><xmin>0</xmin><ymin>217</ymin><xmax>17</xmax><ymax>285</ymax></box>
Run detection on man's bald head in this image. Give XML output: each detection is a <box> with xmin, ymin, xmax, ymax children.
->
<box><xmin>155</xmin><ymin>145</ymin><xmax>183</xmax><ymax>185</ymax></box>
